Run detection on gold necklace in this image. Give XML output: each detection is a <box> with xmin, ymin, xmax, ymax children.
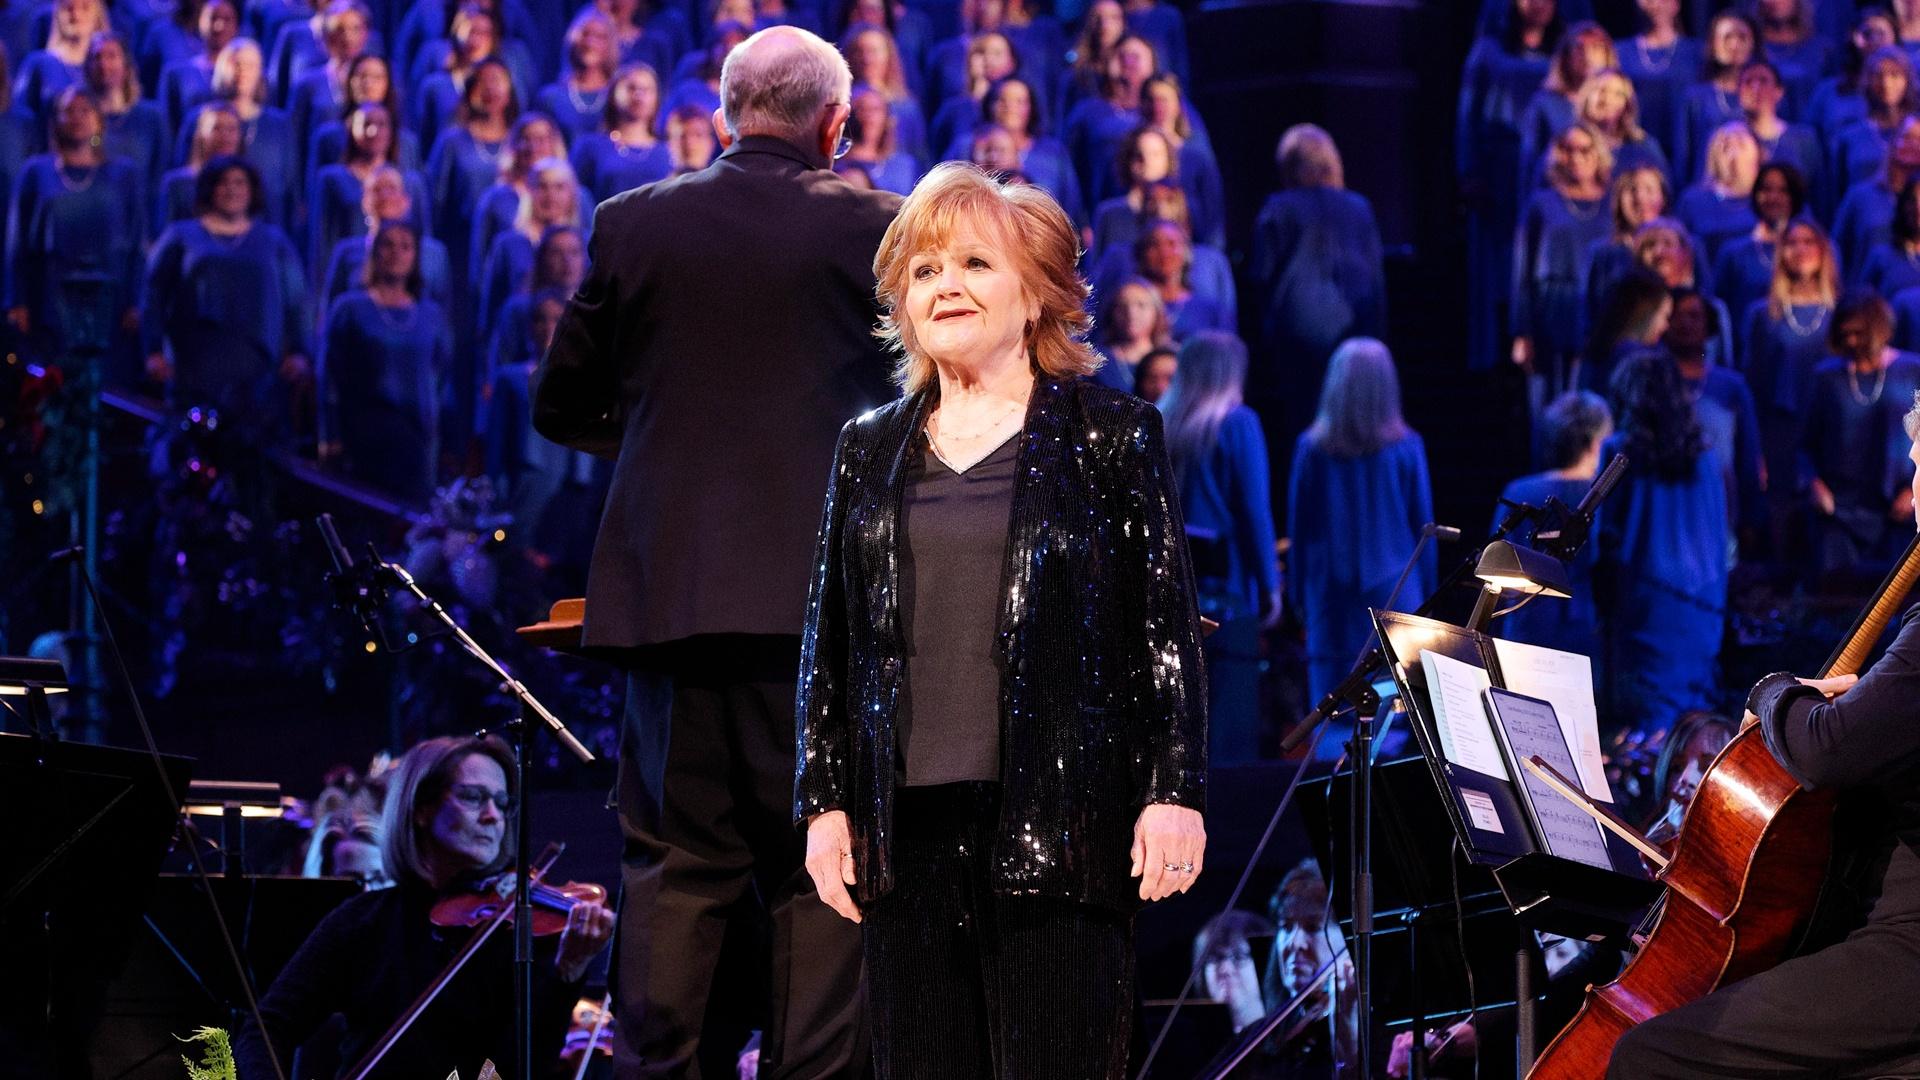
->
<box><xmin>931</xmin><ymin>398</ymin><xmax>1024</xmax><ymax>442</ymax></box>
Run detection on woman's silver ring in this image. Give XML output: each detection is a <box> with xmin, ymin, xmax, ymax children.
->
<box><xmin>1163</xmin><ymin>861</ymin><xmax>1194</xmax><ymax>874</ymax></box>
<box><xmin>840</xmin><ymin>852</ymin><xmax>853</xmax><ymax>859</ymax></box>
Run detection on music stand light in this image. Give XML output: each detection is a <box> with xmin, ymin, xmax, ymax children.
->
<box><xmin>0</xmin><ymin>656</ymin><xmax>70</xmax><ymax>741</ymax></box>
<box><xmin>1468</xmin><ymin>540</ymin><xmax>1572</xmax><ymax>630</ymax></box>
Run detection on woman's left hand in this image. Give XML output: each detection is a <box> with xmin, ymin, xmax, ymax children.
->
<box><xmin>1131</xmin><ymin>803</ymin><xmax>1205</xmax><ymax>902</ymax></box>
<box><xmin>554</xmin><ymin>898</ymin><xmax>617</xmax><ymax>982</ymax></box>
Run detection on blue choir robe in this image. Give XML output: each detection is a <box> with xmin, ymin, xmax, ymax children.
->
<box><xmin>0</xmin><ymin>109</ymin><xmax>34</xmax><ymax>250</ymax></box>
<box><xmin>1511</xmin><ymin>188</ymin><xmax>1612</xmax><ymax>370</ymax></box>
<box><xmin>475</xmin><ymin>228</ymin><xmax>534</xmax><ymax>345</ymax></box>
<box><xmin>1860</xmin><ymin>242</ymin><xmax>1920</xmax><ymax>303</ymax></box>
<box><xmin>1685</xmin><ymin>361</ymin><xmax>1767</xmax><ymax>536</ymax></box>
<box><xmin>847</xmin><ymin>151</ymin><xmax>919</xmax><ymax>195</ymax></box>
<box><xmin>569</xmin><ymin>134</ymin><xmax>672</xmax><ymax>207</ymax></box>
<box><xmin>1678</xmin><ymin>82</ymin><xmax>1744</xmax><ymax>183</ymax></box>
<box><xmin>1803</xmin><ymin>76</ymin><xmax>1867</xmax><ymax>150</ymax></box>
<box><xmin>157</xmin><ymin>54</ymin><xmax>215</xmax><ymax>133</ymax></box>
<box><xmin>391</xmin><ymin>0</ymin><xmax>538</xmax><ymax>93</ymax></box>
<box><xmin>321</xmin><ymin>290</ymin><xmax>451</xmax><ymax>504</ymax></box>
<box><xmin>1764</xmin><ymin>35</ymin><xmax>1836</xmax><ymax>121</ymax></box>
<box><xmin>1743</xmin><ymin>298</ymin><xmax>1834</xmax><ymax>488</ymax></box>
<box><xmin>1677</xmin><ymin>182</ymin><xmax>1759</xmax><ymax>264</ymax></box>
<box><xmin>13</xmin><ymin>51</ymin><xmax>81</xmax><ymax>124</ymax></box>
<box><xmin>1515</xmin><ymin>88</ymin><xmax>1575</xmax><ymax>196</ymax></box>
<box><xmin>1086</xmin><ymin>242</ymin><xmax>1235</xmax><ymax>330</ymax></box>
<box><xmin>306</xmin><ymin>121</ymin><xmax>424</xmax><ymax>198</ymax></box>
<box><xmin>1754</xmin><ymin>122</ymin><xmax>1827</xmax><ymax>214</ymax></box>
<box><xmin>306</xmin><ymin>163</ymin><xmax>432</xmax><ymax>279</ymax></box>
<box><xmin>658</xmin><ymin>77</ymin><xmax>719</xmax><ymax>138</ymax></box>
<box><xmin>142</xmin><ymin>219</ymin><xmax>306</xmax><ymax>424</ymax></box>
<box><xmin>1830</xmin><ymin>117</ymin><xmax>1894</xmax><ymax>198</ymax></box>
<box><xmin>136</xmin><ymin>16</ymin><xmax>199</xmax><ymax>93</ymax></box>
<box><xmin>172</xmin><ymin>103</ymin><xmax>299</xmax><ymax>224</ymax></box>
<box><xmin>1487</xmin><ymin>472</ymin><xmax>1600</xmax><ymax>661</ymax></box>
<box><xmin>1800</xmin><ymin>352</ymin><xmax>1920</xmax><ymax>574</ymax></box>
<box><xmin>1062</xmin><ymin>96</ymin><xmax>1138</xmax><ymax>206</ymax></box>
<box><xmin>1617</xmin><ymin>34</ymin><xmax>1702</xmax><ymax>162</ymax></box>
<box><xmin>1595</xmin><ymin>434</ymin><xmax>1728</xmax><ymax>736</ymax></box>
<box><xmin>155</xmin><ymin>164</ymin><xmax>195</xmax><ymax>226</ymax></box>
<box><xmin>1166</xmin><ymin>291</ymin><xmax>1230</xmax><ymax>339</ymax></box>
<box><xmin>534</xmin><ymin>80</ymin><xmax>609</xmax><ymax>145</ymax></box>
<box><xmin>1456</xmin><ymin>36</ymin><xmax>1552</xmax><ymax>368</ymax></box>
<box><xmin>265</xmin><ymin>18</ymin><xmax>322</xmax><ymax>106</ymax></box>
<box><xmin>424</xmin><ymin>126</ymin><xmax>508</xmax><ymax>292</ymax></box>
<box><xmin>887</xmin><ymin>96</ymin><xmax>929</xmax><ymax>165</ymax></box>
<box><xmin>4</xmin><ymin>155</ymin><xmax>146</xmax><ymax>348</ymax></box>
<box><xmin>1123</xmin><ymin>3</ymin><xmax>1184</xmax><ymax>82</ymax></box>
<box><xmin>1248</xmin><ymin>185</ymin><xmax>1387</xmax><ymax>411</ymax></box>
<box><xmin>1712</xmin><ymin>235</ymin><xmax>1775</xmax><ymax>351</ymax></box>
<box><xmin>1835</xmin><ymin>180</ymin><xmax>1896</xmax><ymax>284</ymax></box>
<box><xmin>1287</xmin><ymin>430</ymin><xmax>1435</xmax><ymax>702</ymax></box>
<box><xmin>321</xmin><ymin>230</ymin><xmax>454</xmax><ymax>315</ymax></box>
<box><xmin>1892</xmin><ymin>286</ymin><xmax>1920</xmax><ymax>351</ymax></box>
<box><xmin>102</xmin><ymin>101</ymin><xmax>170</xmax><ymax>195</ymax></box>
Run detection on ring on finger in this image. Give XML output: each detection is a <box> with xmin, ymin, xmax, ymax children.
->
<box><xmin>1162</xmin><ymin>861</ymin><xmax>1195</xmax><ymax>873</ymax></box>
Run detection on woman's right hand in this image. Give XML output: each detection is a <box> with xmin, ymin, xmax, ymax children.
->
<box><xmin>1510</xmin><ymin>335</ymin><xmax>1533</xmax><ymax>371</ymax></box>
<box><xmin>804</xmin><ymin>810</ymin><xmax>861</xmax><ymax>924</ymax></box>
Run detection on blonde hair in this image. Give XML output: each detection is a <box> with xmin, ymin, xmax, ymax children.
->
<box><xmin>1576</xmin><ymin>68</ymin><xmax>1645</xmax><ymax>143</ymax></box>
<box><xmin>1703</xmin><ymin>121</ymin><xmax>1760</xmax><ymax>192</ymax></box>
<box><xmin>514</xmin><ymin>156</ymin><xmax>582</xmax><ymax>239</ymax></box>
<box><xmin>1631</xmin><ymin>216</ymin><xmax>1695</xmax><ymax>285</ymax></box>
<box><xmin>846</xmin><ymin>25</ymin><xmax>911</xmax><ymax>102</ymax></box>
<box><xmin>188</xmin><ymin>101</ymin><xmax>241</xmax><ymax>168</ymax></box>
<box><xmin>1547</xmin><ymin>121</ymin><xmax>1613</xmax><ymax>191</ymax></box>
<box><xmin>1608</xmin><ymin>164</ymin><xmax>1670</xmax><ymax>240</ymax></box>
<box><xmin>873</xmin><ymin>162</ymin><xmax>1099</xmax><ymax>393</ymax></box>
<box><xmin>1767</xmin><ymin>219</ymin><xmax>1839</xmax><ymax>319</ymax></box>
<box><xmin>1276</xmin><ymin>123</ymin><xmax>1344</xmax><ymax>189</ymax></box>
<box><xmin>212</xmin><ymin>37</ymin><xmax>264</xmax><ymax>103</ymax></box>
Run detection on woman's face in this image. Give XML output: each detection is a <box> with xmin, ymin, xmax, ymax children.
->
<box><xmin>350</xmin><ymin>105</ymin><xmax>393</xmax><ymax>158</ymax></box>
<box><xmin>1737</xmin><ymin>63</ymin><xmax>1783</xmax><ymax>114</ymax></box>
<box><xmin>1781</xmin><ymin>224</ymin><xmax>1823</xmax><ymax>278</ymax></box>
<box><xmin>466</xmin><ymin>14</ymin><xmax>499</xmax><ymax>59</ymax></box>
<box><xmin>1555</xmin><ymin>128</ymin><xmax>1601</xmax><ymax>184</ymax></box>
<box><xmin>851</xmin><ymin>30</ymin><xmax>889</xmax><ymax>80</ymax></box>
<box><xmin>364</xmin><ymin>169</ymin><xmax>409</xmax><ymax>219</ymax></box>
<box><xmin>971</xmin><ymin>128</ymin><xmax>1019</xmax><ymax>171</ymax></box>
<box><xmin>532</xmin><ymin>169</ymin><xmax>575</xmax><ymax>223</ymax></box>
<box><xmin>1638</xmin><ymin>230</ymin><xmax>1689</xmax><ymax>285</ymax></box>
<box><xmin>538</xmin><ymin>231</ymin><xmax>587</xmax><ymax>285</ymax></box>
<box><xmin>1870</xmin><ymin>58</ymin><xmax>1909</xmax><ymax>108</ymax></box>
<box><xmin>615</xmin><ymin>68</ymin><xmax>658</xmax><ymax>122</ymax></box>
<box><xmin>1144</xmin><ymin>81</ymin><xmax>1179</xmax><ymax>125</ymax></box>
<box><xmin>1835</xmin><ymin>313</ymin><xmax>1891</xmax><ymax>361</ymax></box>
<box><xmin>516</xmin><ymin>118</ymin><xmax>560</xmax><ymax>167</ymax></box>
<box><xmin>1515</xmin><ymin>0</ymin><xmax>1554</xmax><ymax>31</ymax></box>
<box><xmin>670</xmin><ymin>112</ymin><xmax>715</xmax><ymax>167</ymax></box>
<box><xmin>1115</xmin><ymin>38</ymin><xmax>1154</xmax><ymax>84</ymax></box>
<box><xmin>1113</xmin><ymin>284</ymin><xmax>1155</xmax><ymax>339</ymax></box>
<box><xmin>1711</xmin><ymin>17</ymin><xmax>1755</xmax><ymax>66</ymax></box>
<box><xmin>54</xmin><ymin>93</ymin><xmax>103</xmax><ymax>145</ymax></box>
<box><xmin>201</xmin><ymin>0</ymin><xmax>238</xmax><ymax>49</ymax></box>
<box><xmin>849</xmin><ymin>0</ymin><xmax>887</xmax><ymax>25</ymax></box>
<box><xmin>990</xmin><ymin>81</ymin><xmax>1032</xmax><ymax>134</ymax></box>
<box><xmin>348</xmin><ymin>57</ymin><xmax>390</xmax><ymax>105</ymax></box>
<box><xmin>204</xmin><ymin>110</ymin><xmax>243</xmax><ymax>154</ymax></box>
<box><xmin>904</xmin><ymin>225</ymin><xmax>1036</xmax><ymax>367</ymax></box>
<box><xmin>418</xmin><ymin>754</ymin><xmax>508</xmax><ymax>875</ymax></box>
<box><xmin>211</xmin><ymin>166</ymin><xmax>254</xmax><ymax>217</ymax></box>
<box><xmin>1136</xmin><ymin>353</ymin><xmax>1175</xmax><ymax>402</ymax></box>
<box><xmin>469</xmin><ymin>65</ymin><xmax>511</xmax><ymax>118</ymax></box>
<box><xmin>975</xmin><ymin>35</ymin><xmax>1014</xmax><ymax>80</ymax></box>
<box><xmin>1754</xmin><ymin>169</ymin><xmax>1793</xmax><ymax>223</ymax></box>
<box><xmin>327</xmin><ymin>8</ymin><xmax>369</xmax><ymax>58</ymax></box>
<box><xmin>1130</xmin><ymin>131</ymin><xmax>1172</xmax><ymax>184</ymax></box>
<box><xmin>712</xmin><ymin>0</ymin><xmax>753</xmax><ymax>25</ymax></box>
<box><xmin>1584</xmin><ymin>76</ymin><xmax>1629</xmax><ymax>125</ymax></box>
<box><xmin>852</xmin><ymin>91</ymin><xmax>887</xmax><ymax>136</ymax></box>
<box><xmin>1139</xmin><ymin>223</ymin><xmax>1187</xmax><ymax>283</ymax></box>
<box><xmin>1857</xmin><ymin>14</ymin><xmax>1898</xmax><ymax>53</ymax></box>
<box><xmin>1637</xmin><ymin>0</ymin><xmax>1677</xmax><ymax>24</ymax></box>
<box><xmin>576</xmin><ymin>19</ymin><xmax>614</xmax><ymax>72</ymax></box>
<box><xmin>86</xmin><ymin>38</ymin><xmax>129</xmax><ymax>93</ymax></box>
<box><xmin>55</xmin><ymin>0</ymin><xmax>99</xmax><ymax>41</ymax></box>
<box><xmin>532</xmin><ymin>295</ymin><xmax>566</xmax><ymax>351</ymax></box>
<box><xmin>1665</xmin><ymin>294</ymin><xmax>1708</xmax><ymax>351</ymax></box>
<box><xmin>1622</xmin><ymin>171</ymin><xmax>1666</xmax><ymax>225</ymax></box>
<box><xmin>1715</xmin><ymin>134</ymin><xmax>1760</xmax><ymax>188</ymax></box>
<box><xmin>373</xmin><ymin>226</ymin><xmax>418</xmax><ymax>281</ymax></box>
<box><xmin>1089</xmin><ymin>0</ymin><xmax>1124</xmax><ymax>47</ymax></box>
<box><xmin>1574</xmin><ymin>33</ymin><xmax>1612</xmax><ymax>82</ymax></box>
<box><xmin>227</xmin><ymin>45</ymin><xmax>263</xmax><ymax>98</ymax></box>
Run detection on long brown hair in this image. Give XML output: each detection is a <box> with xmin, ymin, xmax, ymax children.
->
<box><xmin>377</xmin><ymin>735</ymin><xmax>516</xmax><ymax>885</ymax></box>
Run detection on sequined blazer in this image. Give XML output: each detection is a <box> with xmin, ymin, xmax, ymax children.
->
<box><xmin>794</xmin><ymin>374</ymin><xmax>1207</xmax><ymax>913</ymax></box>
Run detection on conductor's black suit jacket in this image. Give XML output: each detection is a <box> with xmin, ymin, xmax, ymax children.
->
<box><xmin>531</xmin><ymin>135</ymin><xmax>903</xmax><ymax>649</ymax></box>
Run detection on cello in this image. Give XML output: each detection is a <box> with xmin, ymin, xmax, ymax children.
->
<box><xmin>1526</xmin><ymin>533</ymin><xmax>1920</xmax><ymax>1078</ymax></box>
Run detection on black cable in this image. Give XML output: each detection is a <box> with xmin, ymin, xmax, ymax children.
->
<box><xmin>72</xmin><ymin>560</ymin><xmax>289</xmax><ymax>1080</ymax></box>
<box><xmin>1450</xmin><ymin>835</ymin><xmax>1479</xmax><ymax>1080</ymax></box>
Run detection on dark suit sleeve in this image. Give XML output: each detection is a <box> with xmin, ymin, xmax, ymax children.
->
<box><xmin>1121</xmin><ymin>405</ymin><xmax>1208</xmax><ymax>811</ymax></box>
<box><xmin>531</xmin><ymin>201</ymin><xmax>625</xmax><ymax>459</ymax></box>
<box><xmin>1757</xmin><ymin>609</ymin><xmax>1920</xmax><ymax>790</ymax></box>
<box><xmin>794</xmin><ymin>419</ymin><xmax>858</xmax><ymax>825</ymax></box>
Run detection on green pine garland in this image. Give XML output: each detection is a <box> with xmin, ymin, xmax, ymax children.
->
<box><xmin>179</xmin><ymin>1026</ymin><xmax>236</xmax><ymax>1080</ymax></box>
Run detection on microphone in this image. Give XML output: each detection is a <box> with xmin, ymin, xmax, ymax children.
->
<box><xmin>315</xmin><ymin>514</ymin><xmax>392</xmax><ymax>640</ymax></box>
<box><xmin>47</xmin><ymin>546</ymin><xmax>85</xmax><ymax>565</ymax></box>
<box><xmin>1425</xmin><ymin>524</ymin><xmax>1463</xmax><ymax>543</ymax></box>
<box><xmin>1573</xmin><ymin>452</ymin><xmax>1629</xmax><ymax>519</ymax></box>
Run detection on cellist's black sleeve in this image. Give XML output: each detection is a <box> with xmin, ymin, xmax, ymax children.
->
<box><xmin>1755</xmin><ymin>608</ymin><xmax>1920</xmax><ymax>791</ymax></box>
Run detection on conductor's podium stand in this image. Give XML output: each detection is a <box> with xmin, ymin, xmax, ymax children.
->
<box><xmin>517</xmin><ymin>598</ymin><xmax>587</xmax><ymax>652</ymax></box>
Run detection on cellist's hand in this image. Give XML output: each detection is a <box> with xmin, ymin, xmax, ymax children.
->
<box><xmin>555</xmin><ymin>898</ymin><xmax>615</xmax><ymax>982</ymax></box>
<box><xmin>1798</xmin><ymin>673</ymin><xmax>1857</xmax><ymax>698</ymax></box>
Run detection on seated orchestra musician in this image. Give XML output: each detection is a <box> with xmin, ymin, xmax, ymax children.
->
<box><xmin>1607</xmin><ymin>392</ymin><xmax>1920</xmax><ymax>1077</ymax></box>
<box><xmin>234</xmin><ymin>735</ymin><xmax>615</xmax><ymax>1079</ymax></box>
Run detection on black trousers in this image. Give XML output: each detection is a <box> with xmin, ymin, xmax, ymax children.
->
<box><xmin>863</xmin><ymin>783</ymin><xmax>1135</xmax><ymax>1080</ymax></box>
<box><xmin>613</xmin><ymin>635</ymin><xmax>867</xmax><ymax>1080</ymax></box>
<box><xmin>1606</xmin><ymin>920</ymin><xmax>1920</xmax><ymax>1078</ymax></box>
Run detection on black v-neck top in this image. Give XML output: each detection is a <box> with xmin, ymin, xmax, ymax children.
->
<box><xmin>897</xmin><ymin>429</ymin><xmax>1020</xmax><ymax>786</ymax></box>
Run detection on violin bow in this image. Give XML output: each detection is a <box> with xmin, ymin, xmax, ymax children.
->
<box><xmin>572</xmin><ymin>993</ymin><xmax>614</xmax><ymax>1080</ymax></box>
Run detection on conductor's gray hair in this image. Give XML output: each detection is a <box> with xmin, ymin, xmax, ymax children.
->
<box><xmin>1905</xmin><ymin>389</ymin><xmax>1920</xmax><ymax>441</ymax></box>
<box><xmin>719</xmin><ymin>26</ymin><xmax>851</xmax><ymax>144</ymax></box>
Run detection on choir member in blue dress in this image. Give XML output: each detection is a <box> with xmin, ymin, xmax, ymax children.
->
<box><xmin>1713</xmin><ymin>159</ymin><xmax>1806</xmax><ymax>350</ymax></box>
<box><xmin>1669</xmin><ymin>285</ymin><xmax>1768</xmax><ymax>546</ymax></box>
<box><xmin>157</xmin><ymin>98</ymin><xmax>239</xmax><ymax>222</ymax></box>
<box><xmin>264</xmin><ymin>0</ymin><xmax>329</xmax><ymax>106</ymax></box>
<box><xmin>1616</xmin><ymin>0</ymin><xmax>1698</xmax><ymax>163</ymax></box>
<box><xmin>535</xmin><ymin>10</ymin><xmax>615</xmax><ymax>144</ymax></box>
<box><xmin>319</xmin><ymin>219</ymin><xmax>450</xmax><ymax>503</ymax></box>
<box><xmin>175</xmin><ymin>39</ymin><xmax>296</xmax><ymax>225</ymax></box>
<box><xmin>1089</xmin><ymin>124</ymin><xmax>1173</xmax><ymax>252</ymax></box>
<box><xmin>1057</xmin><ymin>0</ymin><xmax>1122</xmax><ymax>119</ymax></box>
<box><xmin>1133</xmin><ymin>344</ymin><xmax>1176</xmax><ymax>402</ymax></box>
<box><xmin>1489</xmin><ymin>389</ymin><xmax>1611</xmax><ymax>659</ymax></box>
<box><xmin>0</xmin><ymin>55</ymin><xmax>36</xmax><ymax>243</ymax></box>
<box><xmin>487</xmin><ymin>286</ymin><xmax>583</xmax><ymax>539</ymax></box>
<box><xmin>1827</xmin><ymin>46</ymin><xmax>1915</xmax><ymax>200</ymax></box>
<box><xmin>482</xmin><ymin>219</ymin><xmax>579</xmax><ymax>408</ymax></box>
<box><xmin>1837</xmin><ymin>115</ymin><xmax>1920</xmax><ymax>282</ymax></box>
<box><xmin>1678</xmin><ymin>122</ymin><xmax>1760</xmax><ymax>260</ymax></box>
<box><xmin>1458</xmin><ymin>0</ymin><xmax>1559</xmax><ymax>369</ymax></box>
<box><xmin>142</xmin><ymin>155</ymin><xmax>307</xmax><ymax>437</ymax></box>
<box><xmin>923</xmin><ymin>0</ymin><xmax>1005</xmax><ymax>105</ymax></box>
<box><xmin>476</xmin><ymin>156</ymin><xmax>580</xmax><ymax>346</ymax></box>
<box><xmin>305</xmin><ymin>54</ymin><xmax>420</xmax><ymax>190</ymax></box>
<box><xmin>1090</xmin><ymin>276</ymin><xmax>1167</xmax><ymax>392</ymax></box>
<box><xmin>1753</xmin><ymin>0</ymin><xmax>1835</xmax><ymax>117</ymax></box>
<box><xmin>1287</xmin><ymin>337</ymin><xmax>1435</xmax><ymax>702</ymax></box>
<box><xmin>1517</xmin><ymin>22</ymin><xmax>1615</xmax><ymax>195</ymax></box>
<box><xmin>1576</xmin><ymin>67</ymin><xmax>1672</xmax><ymax>186</ymax></box>
<box><xmin>135</xmin><ymin>0</ymin><xmax>207</xmax><ymax>92</ymax></box>
<box><xmin>997</xmin><ymin>0</ymin><xmax>1063</xmax><ymax>93</ymax></box>
<box><xmin>1802</xmin><ymin>7</ymin><xmax>1895</xmax><ymax>155</ymax></box>
<box><xmin>1138</xmin><ymin>216</ymin><xmax>1231</xmax><ymax>339</ymax></box>
<box><xmin>0</xmin><ymin>0</ymin><xmax>40</xmax><ymax>66</ymax></box>
<box><xmin>1738</xmin><ymin>58</ymin><xmax>1826</xmax><ymax>211</ymax></box>
<box><xmin>1586</xmin><ymin>164</ymin><xmax>1675</xmax><ymax>338</ymax></box>
<box><xmin>1633</xmin><ymin>217</ymin><xmax>1737</xmax><ymax>367</ymax></box>
<box><xmin>1140</xmin><ymin>72</ymin><xmax>1219</xmax><ymax>246</ymax></box>
<box><xmin>838</xmin><ymin>83</ymin><xmax>917</xmax><ymax>193</ymax></box>
<box><xmin>836</xmin><ymin>0</ymin><xmax>931</xmax><ymax>99</ymax></box>
<box><xmin>424</xmin><ymin>55</ymin><xmax>512</xmax><ymax>342</ymax></box>
<box><xmin>14</xmin><ymin>0</ymin><xmax>105</xmax><ymax>122</ymax></box>
<box><xmin>1594</xmin><ymin>349</ymin><xmax>1728</xmax><ymax>736</ymax></box>
<box><xmin>413</xmin><ymin>6</ymin><xmax>533</xmax><ymax>153</ymax></box>
<box><xmin>1513</xmin><ymin>121</ymin><xmax>1614</xmax><ymax>411</ymax></box>
<box><xmin>1159</xmin><ymin>331</ymin><xmax>1277</xmax><ymax>764</ymax></box>
<box><xmin>319</xmin><ymin>163</ymin><xmax>452</xmax><ymax>313</ymax></box>
<box><xmin>1859</xmin><ymin>178</ymin><xmax>1920</xmax><ymax>304</ymax></box>
<box><xmin>564</xmin><ymin>0</ymin><xmax>679</xmax><ymax>85</ymax></box>
<box><xmin>972</xmin><ymin>77</ymin><xmax>1077</xmax><ymax>217</ymax></box>
<box><xmin>284</xmin><ymin>0</ymin><xmax>366</xmax><ymax>182</ymax></box>
<box><xmin>1085</xmin><ymin>181</ymin><xmax>1231</xmax><ymax>316</ymax></box>
<box><xmin>1802</xmin><ymin>288</ymin><xmax>1920</xmax><ymax>577</ymax></box>
<box><xmin>389</xmin><ymin>0</ymin><xmax>536</xmax><ymax>92</ymax></box>
<box><xmin>156</xmin><ymin>0</ymin><xmax>235</xmax><ymax>132</ymax></box>
<box><xmin>467</xmin><ymin>112</ymin><xmax>566</xmax><ymax>292</ymax></box>
<box><xmin>308</xmin><ymin>103</ymin><xmax>430</xmax><ymax>278</ymax></box>
<box><xmin>5</xmin><ymin>88</ymin><xmax>144</xmax><ymax>362</ymax></box>
<box><xmin>1581</xmin><ymin>265</ymin><xmax>1671</xmax><ymax>395</ymax></box>
<box><xmin>568</xmin><ymin>61</ymin><xmax>670</xmax><ymax>204</ymax></box>
<box><xmin>1248</xmin><ymin>122</ymin><xmax>1387</xmax><ymax>465</ymax></box>
<box><xmin>842</xmin><ymin>23</ymin><xmax>927</xmax><ymax>161</ymax></box>
<box><xmin>85</xmin><ymin>32</ymin><xmax>165</xmax><ymax>189</ymax></box>
<box><xmin>1063</xmin><ymin>32</ymin><xmax>1152</xmax><ymax>206</ymax></box>
<box><xmin>406</xmin><ymin>3</ymin><xmax>534</xmax><ymax>96</ymax></box>
<box><xmin>659</xmin><ymin>21</ymin><xmax>738</xmax><ymax>135</ymax></box>
<box><xmin>662</xmin><ymin>98</ymin><xmax>714</xmax><ymax>173</ymax></box>
<box><xmin>1743</xmin><ymin>218</ymin><xmax>1840</xmax><ymax>508</ymax></box>
<box><xmin>927</xmin><ymin>30</ymin><xmax>1015</xmax><ymax>160</ymax></box>
<box><xmin>1119</xmin><ymin>0</ymin><xmax>1182</xmax><ymax>84</ymax></box>
<box><xmin>1678</xmin><ymin>11</ymin><xmax>1756</xmax><ymax>182</ymax></box>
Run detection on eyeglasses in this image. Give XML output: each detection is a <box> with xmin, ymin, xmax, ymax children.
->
<box><xmin>449</xmin><ymin>784</ymin><xmax>515</xmax><ymax>812</ymax></box>
<box><xmin>833</xmin><ymin>136</ymin><xmax>853</xmax><ymax>160</ymax></box>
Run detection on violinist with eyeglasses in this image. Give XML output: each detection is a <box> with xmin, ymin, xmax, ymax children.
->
<box><xmin>1605</xmin><ymin>396</ymin><xmax>1920</xmax><ymax>1077</ymax></box>
<box><xmin>235</xmin><ymin>735</ymin><xmax>616</xmax><ymax>1080</ymax></box>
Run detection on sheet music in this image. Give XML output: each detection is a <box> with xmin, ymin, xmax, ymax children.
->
<box><xmin>1490</xmin><ymin>638</ymin><xmax>1615</xmax><ymax>802</ymax></box>
<box><xmin>1420</xmin><ymin>651</ymin><xmax>1506</xmax><ymax>780</ymax></box>
<box><xmin>1485</xmin><ymin>690</ymin><xmax>1614</xmax><ymax>869</ymax></box>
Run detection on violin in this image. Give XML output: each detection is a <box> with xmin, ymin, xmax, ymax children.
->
<box><xmin>430</xmin><ymin>871</ymin><xmax>607</xmax><ymax>937</ymax></box>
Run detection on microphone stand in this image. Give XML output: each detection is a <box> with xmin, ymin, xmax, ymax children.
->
<box><xmin>319</xmin><ymin>521</ymin><xmax>593</xmax><ymax>1080</ymax></box>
